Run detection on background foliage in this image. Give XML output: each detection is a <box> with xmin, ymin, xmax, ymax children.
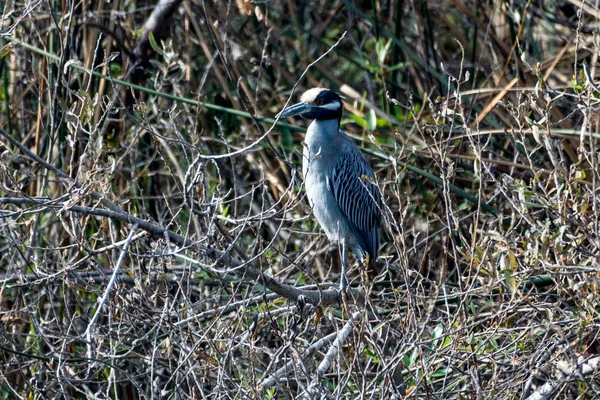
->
<box><xmin>1</xmin><ymin>0</ymin><xmax>599</xmax><ymax>398</ymax></box>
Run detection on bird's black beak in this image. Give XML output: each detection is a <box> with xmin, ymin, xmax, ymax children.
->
<box><xmin>275</xmin><ymin>102</ymin><xmax>313</xmax><ymax>119</ymax></box>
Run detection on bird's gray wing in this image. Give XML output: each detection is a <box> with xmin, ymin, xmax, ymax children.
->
<box><xmin>329</xmin><ymin>144</ymin><xmax>382</xmax><ymax>255</ymax></box>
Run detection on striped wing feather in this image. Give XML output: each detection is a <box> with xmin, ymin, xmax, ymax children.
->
<box><xmin>330</xmin><ymin>146</ymin><xmax>381</xmax><ymax>257</ymax></box>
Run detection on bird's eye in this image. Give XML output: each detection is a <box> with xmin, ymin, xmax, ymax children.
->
<box><xmin>315</xmin><ymin>100</ymin><xmax>324</xmax><ymax>106</ymax></box>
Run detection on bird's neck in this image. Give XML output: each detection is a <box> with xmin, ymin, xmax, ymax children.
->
<box><xmin>305</xmin><ymin>119</ymin><xmax>341</xmax><ymax>151</ymax></box>
<box><xmin>303</xmin><ymin>119</ymin><xmax>344</xmax><ymax>177</ymax></box>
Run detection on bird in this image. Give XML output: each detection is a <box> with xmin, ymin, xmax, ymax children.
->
<box><xmin>276</xmin><ymin>88</ymin><xmax>382</xmax><ymax>295</ymax></box>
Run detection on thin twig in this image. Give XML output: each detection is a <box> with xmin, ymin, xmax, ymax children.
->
<box><xmin>84</xmin><ymin>223</ymin><xmax>139</xmax><ymax>363</ymax></box>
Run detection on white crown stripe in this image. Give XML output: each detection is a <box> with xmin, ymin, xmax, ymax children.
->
<box><xmin>300</xmin><ymin>87</ymin><xmax>328</xmax><ymax>103</ymax></box>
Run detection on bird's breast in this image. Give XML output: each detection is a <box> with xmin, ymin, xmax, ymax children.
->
<box><xmin>302</xmin><ymin>152</ymin><xmax>353</xmax><ymax>243</ymax></box>
<box><xmin>303</xmin><ymin>160</ymin><xmax>329</xmax><ymax>207</ymax></box>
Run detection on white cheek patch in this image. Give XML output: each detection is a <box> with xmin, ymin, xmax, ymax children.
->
<box><xmin>319</xmin><ymin>100</ymin><xmax>341</xmax><ymax>111</ymax></box>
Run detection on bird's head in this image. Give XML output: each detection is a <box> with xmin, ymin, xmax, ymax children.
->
<box><xmin>276</xmin><ymin>88</ymin><xmax>343</xmax><ymax>121</ymax></box>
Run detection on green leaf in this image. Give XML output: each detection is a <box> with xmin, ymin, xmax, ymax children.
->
<box><xmin>367</xmin><ymin>109</ymin><xmax>377</xmax><ymax>132</ymax></box>
<box><xmin>574</xmin><ymin>169</ymin><xmax>586</xmax><ymax>180</ymax></box>
<box><xmin>376</xmin><ymin>38</ymin><xmax>392</xmax><ymax>65</ymax></box>
<box><xmin>432</xmin><ymin>323</ymin><xmax>444</xmax><ymax>340</ymax></box>
<box><xmin>404</xmin><ymin>347</ymin><xmax>419</xmax><ymax>367</ymax></box>
<box><xmin>0</xmin><ymin>43</ymin><xmax>14</xmax><ymax>59</ymax></box>
<box><xmin>431</xmin><ymin>368</ymin><xmax>452</xmax><ymax>378</ymax></box>
<box><xmin>219</xmin><ymin>204</ymin><xmax>230</xmax><ymax>217</ymax></box>
<box><xmin>376</xmin><ymin>117</ymin><xmax>391</xmax><ymax>128</ymax></box>
<box><xmin>110</xmin><ymin>62</ymin><xmax>122</xmax><ymax>75</ymax></box>
<box><xmin>386</xmin><ymin>61</ymin><xmax>410</xmax><ymax>72</ymax></box>
<box><xmin>348</xmin><ymin>114</ymin><xmax>367</xmax><ymax>129</ymax></box>
<box><xmin>500</xmin><ymin>257</ymin><xmax>517</xmax><ymax>295</ymax></box>
<box><xmin>148</xmin><ymin>31</ymin><xmax>164</xmax><ymax>56</ymax></box>
<box><xmin>364</xmin><ymin>348</ymin><xmax>379</xmax><ymax>363</ymax></box>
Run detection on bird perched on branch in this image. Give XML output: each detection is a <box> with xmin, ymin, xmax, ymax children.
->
<box><xmin>276</xmin><ymin>88</ymin><xmax>382</xmax><ymax>296</ymax></box>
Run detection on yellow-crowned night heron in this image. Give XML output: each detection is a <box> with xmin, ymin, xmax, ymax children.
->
<box><xmin>276</xmin><ymin>88</ymin><xmax>382</xmax><ymax>294</ymax></box>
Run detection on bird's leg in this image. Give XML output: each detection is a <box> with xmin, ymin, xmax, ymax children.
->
<box><xmin>340</xmin><ymin>239</ymin><xmax>348</xmax><ymax>292</ymax></box>
<box><xmin>338</xmin><ymin>239</ymin><xmax>349</xmax><ymax>308</ymax></box>
<box><xmin>359</xmin><ymin>253</ymin><xmax>371</xmax><ymax>285</ymax></box>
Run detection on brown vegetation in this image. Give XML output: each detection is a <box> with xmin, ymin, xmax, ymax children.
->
<box><xmin>1</xmin><ymin>0</ymin><xmax>599</xmax><ymax>398</ymax></box>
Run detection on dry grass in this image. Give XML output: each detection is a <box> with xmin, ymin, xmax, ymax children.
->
<box><xmin>1</xmin><ymin>0</ymin><xmax>599</xmax><ymax>398</ymax></box>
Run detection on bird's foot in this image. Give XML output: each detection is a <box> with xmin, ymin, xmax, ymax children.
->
<box><xmin>337</xmin><ymin>276</ymin><xmax>349</xmax><ymax>309</ymax></box>
<box><xmin>360</xmin><ymin>254</ymin><xmax>370</xmax><ymax>270</ymax></box>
